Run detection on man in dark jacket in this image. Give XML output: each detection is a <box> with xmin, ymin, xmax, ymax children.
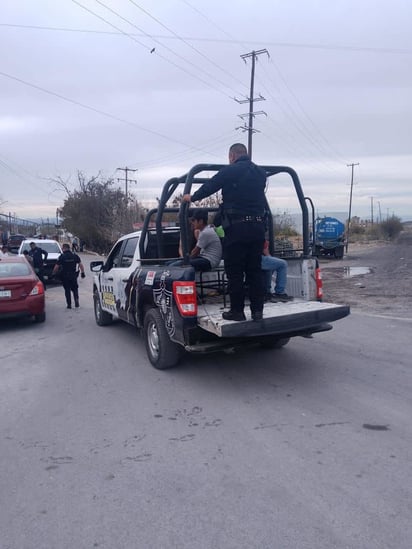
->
<box><xmin>28</xmin><ymin>241</ymin><xmax>48</xmax><ymax>288</ymax></box>
<box><xmin>183</xmin><ymin>143</ymin><xmax>267</xmax><ymax>321</ymax></box>
<box><xmin>52</xmin><ymin>243</ymin><xmax>85</xmax><ymax>309</ymax></box>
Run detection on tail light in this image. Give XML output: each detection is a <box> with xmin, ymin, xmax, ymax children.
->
<box><xmin>173</xmin><ymin>281</ymin><xmax>197</xmax><ymax>316</ymax></box>
<box><xmin>30</xmin><ymin>281</ymin><xmax>45</xmax><ymax>296</ymax></box>
<box><xmin>315</xmin><ymin>267</ymin><xmax>323</xmax><ymax>300</ymax></box>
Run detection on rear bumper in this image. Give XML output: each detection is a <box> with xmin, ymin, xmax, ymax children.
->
<box><xmin>0</xmin><ymin>295</ymin><xmax>45</xmax><ymax>318</ymax></box>
<box><xmin>184</xmin><ymin>322</ymin><xmax>334</xmax><ymax>354</ymax></box>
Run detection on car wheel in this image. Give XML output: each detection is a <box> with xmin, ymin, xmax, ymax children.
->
<box><xmin>34</xmin><ymin>312</ymin><xmax>46</xmax><ymax>323</ymax></box>
<box><xmin>94</xmin><ymin>291</ymin><xmax>113</xmax><ymax>326</ymax></box>
<box><xmin>259</xmin><ymin>336</ymin><xmax>290</xmax><ymax>349</ymax></box>
<box><xmin>143</xmin><ymin>308</ymin><xmax>182</xmax><ymax>369</ymax></box>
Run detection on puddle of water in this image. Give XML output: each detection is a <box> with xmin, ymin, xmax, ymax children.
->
<box><xmin>344</xmin><ymin>266</ymin><xmax>371</xmax><ymax>277</ymax></box>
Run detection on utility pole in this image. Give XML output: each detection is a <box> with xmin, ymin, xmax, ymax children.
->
<box><xmin>370</xmin><ymin>196</ymin><xmax>374</xmax><ymax>225</ymax></box>
<box><xmin>117</xmin><ymin>167</ymin><xmax>137</xmax><ymax>203</ymax></box>
<box><xmin>346</xmin><ymin>162</ymin><xmax>359</xmax><ymax>253</ymax></box>
<box><xmin>235</xmin><ymin>49</ymin><xmax>269</xmax><ymax>159</ymax></box>
<box><xmin>378</xmin><ymin>201</ymin><xmax>382</xmax><ymax>223</ymax></box>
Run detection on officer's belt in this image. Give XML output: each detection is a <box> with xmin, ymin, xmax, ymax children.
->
<box><xmin>228</xmin><ymin>214</ymin><xmax>264</xmax><ymax>223</ymax></box>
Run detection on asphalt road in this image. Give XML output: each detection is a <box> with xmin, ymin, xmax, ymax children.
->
<box><xmin>1</xmin><ymin>254</ymin><xmax>411</xmax><ymax>549</ymax></box>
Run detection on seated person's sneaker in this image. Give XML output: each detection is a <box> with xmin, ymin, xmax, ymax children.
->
<box><xmin>272</xmin><ymin>293</ymin><xmax>293</xmax><ymax>302</ymax></box>
<box><xmin>222</xmin><ymin>310</ymin><xmax>246</xmax><ymax>321</ymax></box>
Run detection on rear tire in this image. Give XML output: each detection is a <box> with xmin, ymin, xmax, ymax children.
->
<box><xmin>143</xmin><ymin>308</ymin><xmax>182</xmax><ymax>369</ymax></box>
<box><xmin>334</xmin><ymin>246</ymin><xmax>344</xmax><ymax>259</ymax></box>
<box><xmin>34</xmin><ymin>312</ymin><xmax>46</xmax><ymax>323</ymax></box>
<box><xmin>259</xmin><ymin>336</ymin><xmax>290</xmax><ymax>349</ymax></box>
<box><xmin>94</xmin><ymin>291</ymin><xmax>113</xmax><ymax>326</ymax></box>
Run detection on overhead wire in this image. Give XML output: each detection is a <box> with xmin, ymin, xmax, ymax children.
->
<box><xmin>0</xmin><ymin>70</ymin><xmax>226</xmax><ymax>157</ymax></box>
<box><xmin>135</xmin><ymin>129</ymin><xmax>238</xmax><ymax>170</ymax></box>
<box><xmin>0</xmin><ymin>154</ymin><xmax>60</xmax><ymax>200</ymax></box>
<box><xmin>72</xmin><ymin>0</ymin><xmax>237</xmax><ymax>99</ymax></box>
<box><xmin>126</xmin><ymin>0</ymin><xmax>249</xmax><ymax>93</ymax></box>
<box><xmin>180</xmin><ymin>1</ymin><xmax>352</xmax><ymax>170</ymax></box>
<box><xmin>260</xmin><ymin>58</ymin><xmax>348</xmax><ymax>164</ymax></box>
<box><xmin>256</xmin><ymin>74</ymin><xmax>344</xmax><ymax>173</ymax></box>
<box><xmin>2</xmin><ymin>23</ymin><xmax>412</xmax><ymax>55</ymax></box>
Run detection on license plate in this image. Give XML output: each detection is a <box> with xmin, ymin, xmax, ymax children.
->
<box><xmin>0</xmin><ymin>290</ymin><xmax>11</xmax><ymax>298</ymax></box>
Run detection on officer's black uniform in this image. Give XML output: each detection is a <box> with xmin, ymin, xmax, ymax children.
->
<box><xmin>56</xmin><ymin>249</ymin><xmax>81</xmax><ymax>308</ymax></box>
<box><xmin>29</xmin><ymin>245</ymin><xmax>48</xmax><ymax>288</ymax></box>
<box><xmin>191</xmin><ymin>155</ymin><xmax>267</xmax><ymax>319</ymax></box>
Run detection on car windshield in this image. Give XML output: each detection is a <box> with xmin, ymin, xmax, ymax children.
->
<box><xmin>20</xmin><ymin>242</ymin><xmax>61</xmax><ymax>253</ymax></box>
<box><xmin>0</xmin><ymin>262</ymin><xmax>32</xmax><ymax>278</ymax></box>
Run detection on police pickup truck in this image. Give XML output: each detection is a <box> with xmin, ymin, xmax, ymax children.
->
<box><xmin>90</xmin><ymin>164</ymin><xmax>350</xmax><ymax>369</ymax></box>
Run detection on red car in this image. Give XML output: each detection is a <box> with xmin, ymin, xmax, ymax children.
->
<box><xmin>0</xmin><ymin>255</ymin><xmax>46</xmax><ymax>322</ymax></box>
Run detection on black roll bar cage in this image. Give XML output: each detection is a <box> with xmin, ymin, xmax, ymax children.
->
<box><xmin>139</xmin><ymin>164</ymin><xmax>311</xmax><ymax>263</ymax></box>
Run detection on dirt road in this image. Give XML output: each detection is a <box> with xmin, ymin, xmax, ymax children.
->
<box><xmin>320</xmin><ymin>230</ymin><xmax>412</xmax><ymax>318</ymax></box>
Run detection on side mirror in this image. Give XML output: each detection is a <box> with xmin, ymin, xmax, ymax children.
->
<box><xmin>90</xmin><ymin>261</ymin><xmax>104</xmax><ymax>272</ymax></box>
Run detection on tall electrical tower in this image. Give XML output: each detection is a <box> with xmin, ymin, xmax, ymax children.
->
<box><xmin>117</xmin><ymin>167</ymin><xmax>137</xmax><ymax>204</ymax></box>
<box><xmin>235</xmin><ymin>49</ymin><xmax>269</xmax><ymax>159</ymax></box>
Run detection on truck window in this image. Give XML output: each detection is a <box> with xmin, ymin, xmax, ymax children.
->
<box><xmin>105</xmin><ymin>241</ymin><xmax>123</xmax><ymax>270</ymax></box>
<box><xmin>120</xmin><ymin>237</ymin><xmax>139</xmax><ymax>268</ymax></box>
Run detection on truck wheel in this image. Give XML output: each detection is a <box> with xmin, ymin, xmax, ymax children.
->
<box><xmin>259</xmin><ymin>337</ymin><xmax>290</xmax><ymax>349</ymax></box>
<box><xmin>334</xmin><ymin>247</ymin><xmax>344</xmax><ymax>259</ymax></box>
<box><xmin>94</xmin><ymin>291</ymin><xmax>113</xmax><ymax>326</ymax></box>
<box><xmin>143</xmin><ymin>308</ymin><xmax>182</xmax><ymax>369</ymax></box>
<box><xmin>34</xmin><ymin>312</ymin><xmax>46</xmax><ymax>323</ymax></box>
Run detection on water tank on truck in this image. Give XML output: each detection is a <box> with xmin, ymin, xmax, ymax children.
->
<box><xmin>314</xmin><ymin>217</ymin><xmax>345</xmax><ymax>259</ymax></box>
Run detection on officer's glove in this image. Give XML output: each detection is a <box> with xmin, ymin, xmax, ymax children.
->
<box><xmin>81</xmin><ymin>272</ymin><xmax>86</xmax><ymax>279</ymax></box>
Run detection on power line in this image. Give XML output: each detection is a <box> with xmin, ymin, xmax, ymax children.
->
<box><xmin>0</xmin><ymin>70</ymin><xmax>222</xmax><ymax>156</ymax></box>
<box><xmin>127</xmin><ymin>0</ymin><xmax>248</xmax><ymax>93</ymax></box>
<box><xmin>2</xmin><ymin>23</ymin><xmax>412</xmax><ymax>55</ymax></box>
<box><xmin>256</xmin><ymin>77</ymin><xmax>342</xmax><ymax>173</ymax></box>
<box><xmin>71</xmin><ymin>0</ymin><xmax>236</xmax><ymax>99</ymax></box>
<box><xmin>263</xmin><ymin>58</ymin><xmax>348</xmax><ymax>164</ymax></box>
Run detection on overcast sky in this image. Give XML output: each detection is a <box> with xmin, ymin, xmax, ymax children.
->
<box><xmin>1</xmin><ymin>0</ymin><xmax>411</xmax><ymax>223</ymax></box>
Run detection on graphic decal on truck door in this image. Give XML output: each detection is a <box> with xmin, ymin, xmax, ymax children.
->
<box><xmin>153</xmin><ymin>270</ymin><xmax>175</xmax><ymax>336</ymax></box>
<box><xmin>102</xmin><ymin>284</ymin><xmax>116</xmax><ymax>311</ymax></box>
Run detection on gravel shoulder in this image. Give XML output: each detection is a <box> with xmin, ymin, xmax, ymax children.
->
<box><xmin>319</xmin><ymin>230</ymin><xmax>412</xmax><ymax>318</ymax></box>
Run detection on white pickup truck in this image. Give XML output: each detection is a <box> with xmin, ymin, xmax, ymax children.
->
<box><xmin>90</xmin><ymin>164</ymin><xmax>350</xmax><ymax>369</ymax></box>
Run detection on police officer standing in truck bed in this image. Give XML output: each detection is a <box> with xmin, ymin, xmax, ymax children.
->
<box><xmin>183</xmin><ymin>143</ymin><xmax>267</xmax><ymax>321</ymax></box>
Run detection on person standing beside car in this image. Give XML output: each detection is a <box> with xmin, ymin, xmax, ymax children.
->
<box><xmin>28</xmin><ymin>241</ymin><xmax>48</xmax><ymax>288</ymax></box>
<box><xmin>52</xmin><ymin>243</ymin><xmax>85</xmax><ymax>309</ymax></box>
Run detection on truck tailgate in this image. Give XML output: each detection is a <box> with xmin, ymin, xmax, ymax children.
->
<box><xmin>197</xmin><ymin>300</ymin><xmax>350</xmax><ymax>338</ymax></box>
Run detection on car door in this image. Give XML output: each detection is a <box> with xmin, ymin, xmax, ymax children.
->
<box><xmin>99</xmin><ymin>236</ymin><xmax>139</xmax><ymax>321</ymax></box>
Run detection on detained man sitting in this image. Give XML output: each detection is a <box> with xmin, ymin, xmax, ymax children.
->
<box><xmin>168</xmin><ymin>209</ymin><xmax>222</xmax><ymax>272</ymax></box>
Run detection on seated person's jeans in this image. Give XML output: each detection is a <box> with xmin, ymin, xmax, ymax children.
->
<box><xmin>167</xmin><ymin>257</ymin><xmax>212</xmax><ymax>277</ymax></box>
<box><xmin>261</xmin><ymin>255</ymin><xmax>287</xmax><ymax>294</ymax></box>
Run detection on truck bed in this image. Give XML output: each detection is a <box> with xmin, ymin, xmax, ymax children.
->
<box><xmin>197</xmin><ymin>300</ymin><xmax>350</xmax><ymax>338</ymax></box>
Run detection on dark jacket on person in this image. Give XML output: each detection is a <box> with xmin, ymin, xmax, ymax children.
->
<box><xmin>57</xmin><ymin>250</ymin><xmax>81</xmax><ymax>279</ymax></box>
<box><xmin>29</xmin><ymin>247</ymin><xmax>48</xmax><ymax>269</ymax></box>
<box><xmin>191</xmin><ymin>155</ymin><xmax>267</xmax><ymax>219</ymax></box>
